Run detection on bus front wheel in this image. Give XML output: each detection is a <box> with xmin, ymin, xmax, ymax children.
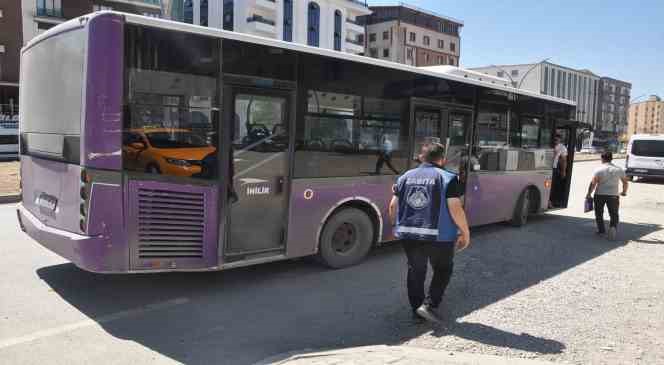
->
<box><xmin>318</xmin><ymin>208</ymin><xmax>374</xmax><ymax>269</ymax></box>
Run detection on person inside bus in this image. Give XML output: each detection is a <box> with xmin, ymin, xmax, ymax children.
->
<box><xmin>389</xmin><ymin>142</ymin><xmax>471</xmax><ymax>324</ymax></box>
<box><xmin>375</xmin><ymin>134</ymin><xmax>399</xmax><ymax>175</ymax></box>
<box><xmin>550</xmin><ymin>134</ymin><xmax>568</xmax><ymax>208</ymax></box>
<box><xmin>586</xmin><ymin>152</ymin><xmax>628</xmax><ymax>240</ymax></box>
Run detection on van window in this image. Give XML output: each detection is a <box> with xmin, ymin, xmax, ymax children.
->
<box><xmin>632</xmin><ymin>140</ymin><xmax>664</xmax><ymax>158</ymax></box>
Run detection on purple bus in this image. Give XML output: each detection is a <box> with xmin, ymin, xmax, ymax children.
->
<box><xmin>17</xmin><ymin>12</ymin><xmax>579</xmax><ymax>273</ymax></box>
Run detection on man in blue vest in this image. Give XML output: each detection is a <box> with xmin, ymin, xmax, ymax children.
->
<box><xmin>389</xmin><ymin>142</ymin><xmax>471</xmax><ymax>324</ymax></box>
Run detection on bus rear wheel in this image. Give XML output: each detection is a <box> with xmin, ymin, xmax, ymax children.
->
<box><xmin>318</xmin><ymin>208</ymin><xmax>374</xmax><ymax>269</ymax></box>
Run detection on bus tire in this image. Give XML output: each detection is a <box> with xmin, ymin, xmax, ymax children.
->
<box><xmin>318</xmin><ymin>208</ymin><xmax>374</xmax><ymax>269</ymax></box>
<box><xmin>146</xmin><ymin>164</ymin><xmax>161</xmax><ymax>174</ymax></box>
<box><xmin>510</xmin><ymin>188</ymin><xmax>532</xmax><ymax>227</ymax></box>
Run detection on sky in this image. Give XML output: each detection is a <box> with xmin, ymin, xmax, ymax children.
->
<box><xmin>370</xmin><ymin>0</ymin><xmax>664</xmax><ymax>101</ymax></box>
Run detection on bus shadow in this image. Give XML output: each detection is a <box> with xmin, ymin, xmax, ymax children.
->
<box><xmin>36</xmin><ymin>215</ymin><xmax>660</xmax><ymax>364</ymax></box>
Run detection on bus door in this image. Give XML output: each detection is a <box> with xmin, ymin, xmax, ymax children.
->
<box><xmin>410</xmin><ymin>99</ymin><xmax>473</xmax><ymax>178</ymax></box>
<box><xmin>222</xmin><ymin>86</ymin><xmax>294</xmax><ymax>259</ymax></box>
<box><xmin>552</xmin><ymin>120</ymin><xmax>580</xmax><ymax>208</ymax></box>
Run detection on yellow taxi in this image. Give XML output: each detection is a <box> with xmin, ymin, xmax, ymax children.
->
<box><xmin>123</xmin><ymin>128</ymin><xmax>216</xmax><ymax>177</ymax></box>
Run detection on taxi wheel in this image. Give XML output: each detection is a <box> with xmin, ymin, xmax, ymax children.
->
<box><xmin>318</xmin><ymin>208</ymin><xmax>374</xmax><ymax>269</ymax></box>
<box><xmin>146</xmin><ymin>164</ymin><xmax>161</xmax><ymax>174</ymax></box>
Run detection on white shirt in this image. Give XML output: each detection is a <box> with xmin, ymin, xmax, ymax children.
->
<box><xmin>553</xmin><ymin>143</ymin><xmax>568</xmax><ymax>169</ymax></box>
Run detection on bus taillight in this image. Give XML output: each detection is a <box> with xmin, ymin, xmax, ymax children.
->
<box><xmin>79</xmin><ymin>169</ymin><xmax>90</xmax><ymax>233</ymax></box>
<box><xmin>544</xmin><ymin>179</ymin><xmax>552</xmax><ymax>189</ymax></box>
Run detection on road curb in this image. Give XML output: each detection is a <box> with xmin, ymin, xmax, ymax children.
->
<box><xmin>0</xmin><ymin>194</ymin><xmax>21</xmax><ymax>204</ymax></box>
<box><xmin>253</xmin><ymin>345</ymin><xmax>559</xmax><ymax>365</ymax></box>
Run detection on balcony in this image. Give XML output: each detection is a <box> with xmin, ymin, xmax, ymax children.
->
<box><xmin>35</xmin><ymin>7</ymin><xmax>64</xmax><ymax>19</ymax></box>
<box><xmin>345</xmin><ymin>38</ymin><xmax>364</xmax><ymax>54</ymax></box>
<box><xmin>246</xmin><ymin>14</ymin><xmax>276</xmax><ymax>34</ymax></box>
<box><xmin>255</xmin><ymin>0</ymin><xmax>277</xmax><ymax>12</ymax></box>
<box><xmin>104</xmin><ymin>0</ymin><xmax>161</xmax><ymax>9</ymax></box>
<box><xmin>346</xmin><ymin>18</ymin><xmax>364</xmax><ymax>34</ymax></box>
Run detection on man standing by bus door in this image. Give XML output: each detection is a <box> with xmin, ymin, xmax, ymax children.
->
<box><xmin>550</xmin><ymin>134</ymin><xmax>568</xmax><ymax>208</ymax></box>
<box><xmin>388</xmin><ymin>142</ymin><xmax>471</xmax><ymax>324</ymax></box>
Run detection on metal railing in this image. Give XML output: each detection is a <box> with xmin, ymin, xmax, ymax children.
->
<box><xmin>346</xmin><ymin>17</ymin><xmax>362</xmax><ymax>26</ymax></box>
<box><xmin>246</xmin><ymin>14</ymin><xmax>275</xmax><ymax>26</ymax></box>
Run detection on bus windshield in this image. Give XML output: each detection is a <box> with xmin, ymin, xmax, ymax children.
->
<box><xmin>632</xmin><ymin>140</ymin><xmax>664</xmax><ymax>157</ymax></box>
<box><xmin>145</xmin><ymin>131</ymin><xmax>208</xmax><ymax>148</ymax></box>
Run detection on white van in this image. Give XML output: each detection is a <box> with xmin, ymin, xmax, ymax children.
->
<box><xmin>626</xmin><ymin>134</ymin><xmax>664</xmax><ymax>180</ymax></box>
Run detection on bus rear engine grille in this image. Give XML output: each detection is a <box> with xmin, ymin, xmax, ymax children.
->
<box><xmin>137</xmin><ymin>188</ymin><xmax>205</xmax><ymax>259</ymax></box>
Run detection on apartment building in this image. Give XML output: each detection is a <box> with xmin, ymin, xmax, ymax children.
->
<box><xmin>357</xmin><ymin>3</ymin><xmax>462</xmax><ymax>66</ymax></box>
<box><xmin>470</xmin><ymin>62</ymin><xmax>601</xmax><ymax>128</ymax></box>
<box><xmin>628</xmin><ymin>95</ymin><xmax>664</xmax><ymax>138</ymax></box>
<box><xmin>22</xmin><ymin>1</ymin><xmax>161</xmax><ymax>43</ymax></box>
<box><xmin>596</xmin><ymin>77</ymin><xmax>631</xmax><ymax>139</ymax></box>
<box><xmin>0</xmin><ymin>1</ymin><xmax>21</xmax><ymax>116</ymax></box>
<box><xmin>162</xmin><ymin>0</ymin><xmax>371</xmax><ymax>54</ymax></box>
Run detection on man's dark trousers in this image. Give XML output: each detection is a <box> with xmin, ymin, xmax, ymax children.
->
<box><xmin>594</xmin><ymin>194</ymin><xmax>619</xmax><ymax>233</ymax></box>
<box><xmin>403</xmin><ymin>239</ymin><xmax>455</xmax><ymax>310</ymax></box>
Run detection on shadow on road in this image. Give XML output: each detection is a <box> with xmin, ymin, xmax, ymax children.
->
<box><xmin>36</xmin><ymin>215</ymin><xmax>661</xmax><ymax>364</ymax></box>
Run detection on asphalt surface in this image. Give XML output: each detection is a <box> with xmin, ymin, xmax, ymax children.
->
<box><xmin>0</xmin><ymin>160</ymin><xmax>663</xmax><ymax>365</ymax></box>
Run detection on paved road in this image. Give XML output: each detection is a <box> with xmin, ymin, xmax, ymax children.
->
<box><xmin>0</xmin><ymin>160</ymin><xmax>662</xmax><ymax>365</ymax></box>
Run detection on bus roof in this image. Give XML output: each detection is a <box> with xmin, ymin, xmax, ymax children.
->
<box><xmin>30</xmin><ymin>11</ymin><xmax>575</xmax><ymax>107</ymax></box>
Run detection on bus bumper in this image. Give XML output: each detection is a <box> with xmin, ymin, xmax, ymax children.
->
<box><xmin>626</xmin><ymin>168</ymin><xmax>664</xmax><ymax>178</ymax></box>
<box><xmin>16</xmin><ymin>204</ymin><xmax>127</xmax><ymax>273</ymax></box>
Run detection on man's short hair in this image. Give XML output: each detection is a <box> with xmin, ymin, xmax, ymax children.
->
<box><xmin>554</xmin><ymin>134</ymin><xmax>562</xmax><ymax>140</ymax></box>
<box><xmin>420</xmin><ymin>142</ymin><xmax>445</xmax><ymax>162</ymax></box>
<box><xmin>601</xmin><ymin>151</ymin><xmax>613</xmax><ymax>162</ymax></box>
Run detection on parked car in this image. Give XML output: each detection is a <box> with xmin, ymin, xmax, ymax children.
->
<box><xmin>625</xmin><ymin>134</ymin><xmax>664</xmax><ymax>181</ymax></box>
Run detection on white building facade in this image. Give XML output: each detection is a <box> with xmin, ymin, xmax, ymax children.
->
<box><xmin>470</xmin><ymin>62</ymin><xmax>600</xmax><ymax>127</ymax></box>
<box><xmin>163</xmin><ymin>0</ymin><xmax>370</xmax><ymax>54</ymax></box>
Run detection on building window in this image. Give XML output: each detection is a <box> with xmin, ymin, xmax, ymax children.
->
<box><xmin>307</xmin><ymin>2</ymin><xmax>320</xmax><ymax>47</ymax></box>
<box><xmin>223</xmin><ymin>0</ymin><xmax>233</xmax><ymax>30</ymax></box>
<box><xmin>450</xmin><ymin>42</ymin><xmax>456</xmax><ymax>52</ymax></box>
<box><xmin>357</xmin><ymin>34</ymin><xmax>364</xmax><ymax>44</ymax></box>
<box><xmin>497</xmin><ymin>71</ymin><xmax>504</xmax><ymax>77</ymax></box>
<box><xmin>369</xmin><ymin>48</ymin><xmax>378</xmax><ymax>58</ymax></box>
<box><xmin>409</xmin><ymin>32</ymin><xmax>416</xmax><ymax>42</ymax></box>
<box><xmin>511</xmin><ymin>69</ymin><xmax>519</xmax><ymax>77</ymax></box>
<box><xmin>200</xmin><ymin>0</ymin><xmax>208</xmax><ymax>26</ymax></box>
<box><xmin>369</xmin><ymin>33</ymin><xmax>376</xmax><ymax>42</ymax></box>
<box><xmin>425</xmin><ymin>53</ymin><xmax>430</xmax><ymax>63</ymax></box>
<box><xmin>383</xmin><ymin>31</ymin><xmax>389</xmax><ymax>40</ymax></box>
<box><xmin>283</xmin><ymin>0</ymin><xmax>293</xmax><ymax>41</ymax></box>
<box><xmin>437</xmin><ymin>56</ymin><xmax>443</xmax><ymax>64</ymax></box>
<box><xmin>383</xmin><ymin>48</ymin><xmax>389</xmax><ymax>58</ymax></box>
<box><xmin>449</xmin><ymin>57</ymin><xmax>455</xmax><ymax>66</ymax></box>
<box><xmin>406</xmin><ymin>49</ymin><xmax>413</xmax><ymax>59</ymax></box>
<box><xmin>542</xmin><ymin>67</ymin><xmax>549</xmax><ymax>95</ymax></box>
<box><xmin>183</xmin><ymin>0</ymin><xmax>194</xmax><ymax>24</ymax></box>
<box><xmin>438</xmin><ymin>39</ymin><xmax>444</xmax><ymax>49</ymax></box>
<box><xmin>333</xmin><ymin>10</ymin><xmax>342</xmax><ymax>51</ymax></box>
<box><xmin>423</xmin><ymin>36</ymin><xmax>430</xmax><ymax>46</ymax></box>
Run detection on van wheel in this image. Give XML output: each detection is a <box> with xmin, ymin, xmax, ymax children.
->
<box><xmin>510</xmin><ymin>189</ymin><xmax>532</xmax><ymax>227</ymax></box>
<box><xmin>318</xmin><ymin>208</ymin><xmax>374</xmax><ymax>269</ymax></box>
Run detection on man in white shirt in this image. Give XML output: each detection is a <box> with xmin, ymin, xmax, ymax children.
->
<box><xmin>550</xmin><ymin>134</ymin><xmax>568</xmax><ymax>207</ymax></box>
<box><xmin>587</xmin><ymin>152</ymin><xmax>628</xmax><ymax>240</ymax></box>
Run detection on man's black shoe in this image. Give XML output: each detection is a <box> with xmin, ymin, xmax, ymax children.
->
<box><xmin>416</xmin><ymin>304</ymin><xmax>443</xmax><ymax>324</ymax></box>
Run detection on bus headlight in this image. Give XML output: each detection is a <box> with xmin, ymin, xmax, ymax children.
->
<box><xmin>165</xmin><ymin>158</ymin><xmax>191</xmax><ymax>167</ymax></box>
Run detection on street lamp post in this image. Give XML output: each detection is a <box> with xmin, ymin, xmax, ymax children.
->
<box><xmin>517</xmin><ymin>58</ymin><xmax>551</xmax><ymax>89</ymax></box>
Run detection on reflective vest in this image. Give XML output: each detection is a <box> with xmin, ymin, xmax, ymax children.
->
<box><xmin>394</xmin><ymin>163</ymin><xmax>458</xmax><ymax>243</ymax></box>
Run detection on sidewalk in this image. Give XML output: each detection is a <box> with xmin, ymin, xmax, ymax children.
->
<box><xmin>255</xmin><ymin>345</ymin><xmax>558</xmax><ymax>365</ymax></box>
